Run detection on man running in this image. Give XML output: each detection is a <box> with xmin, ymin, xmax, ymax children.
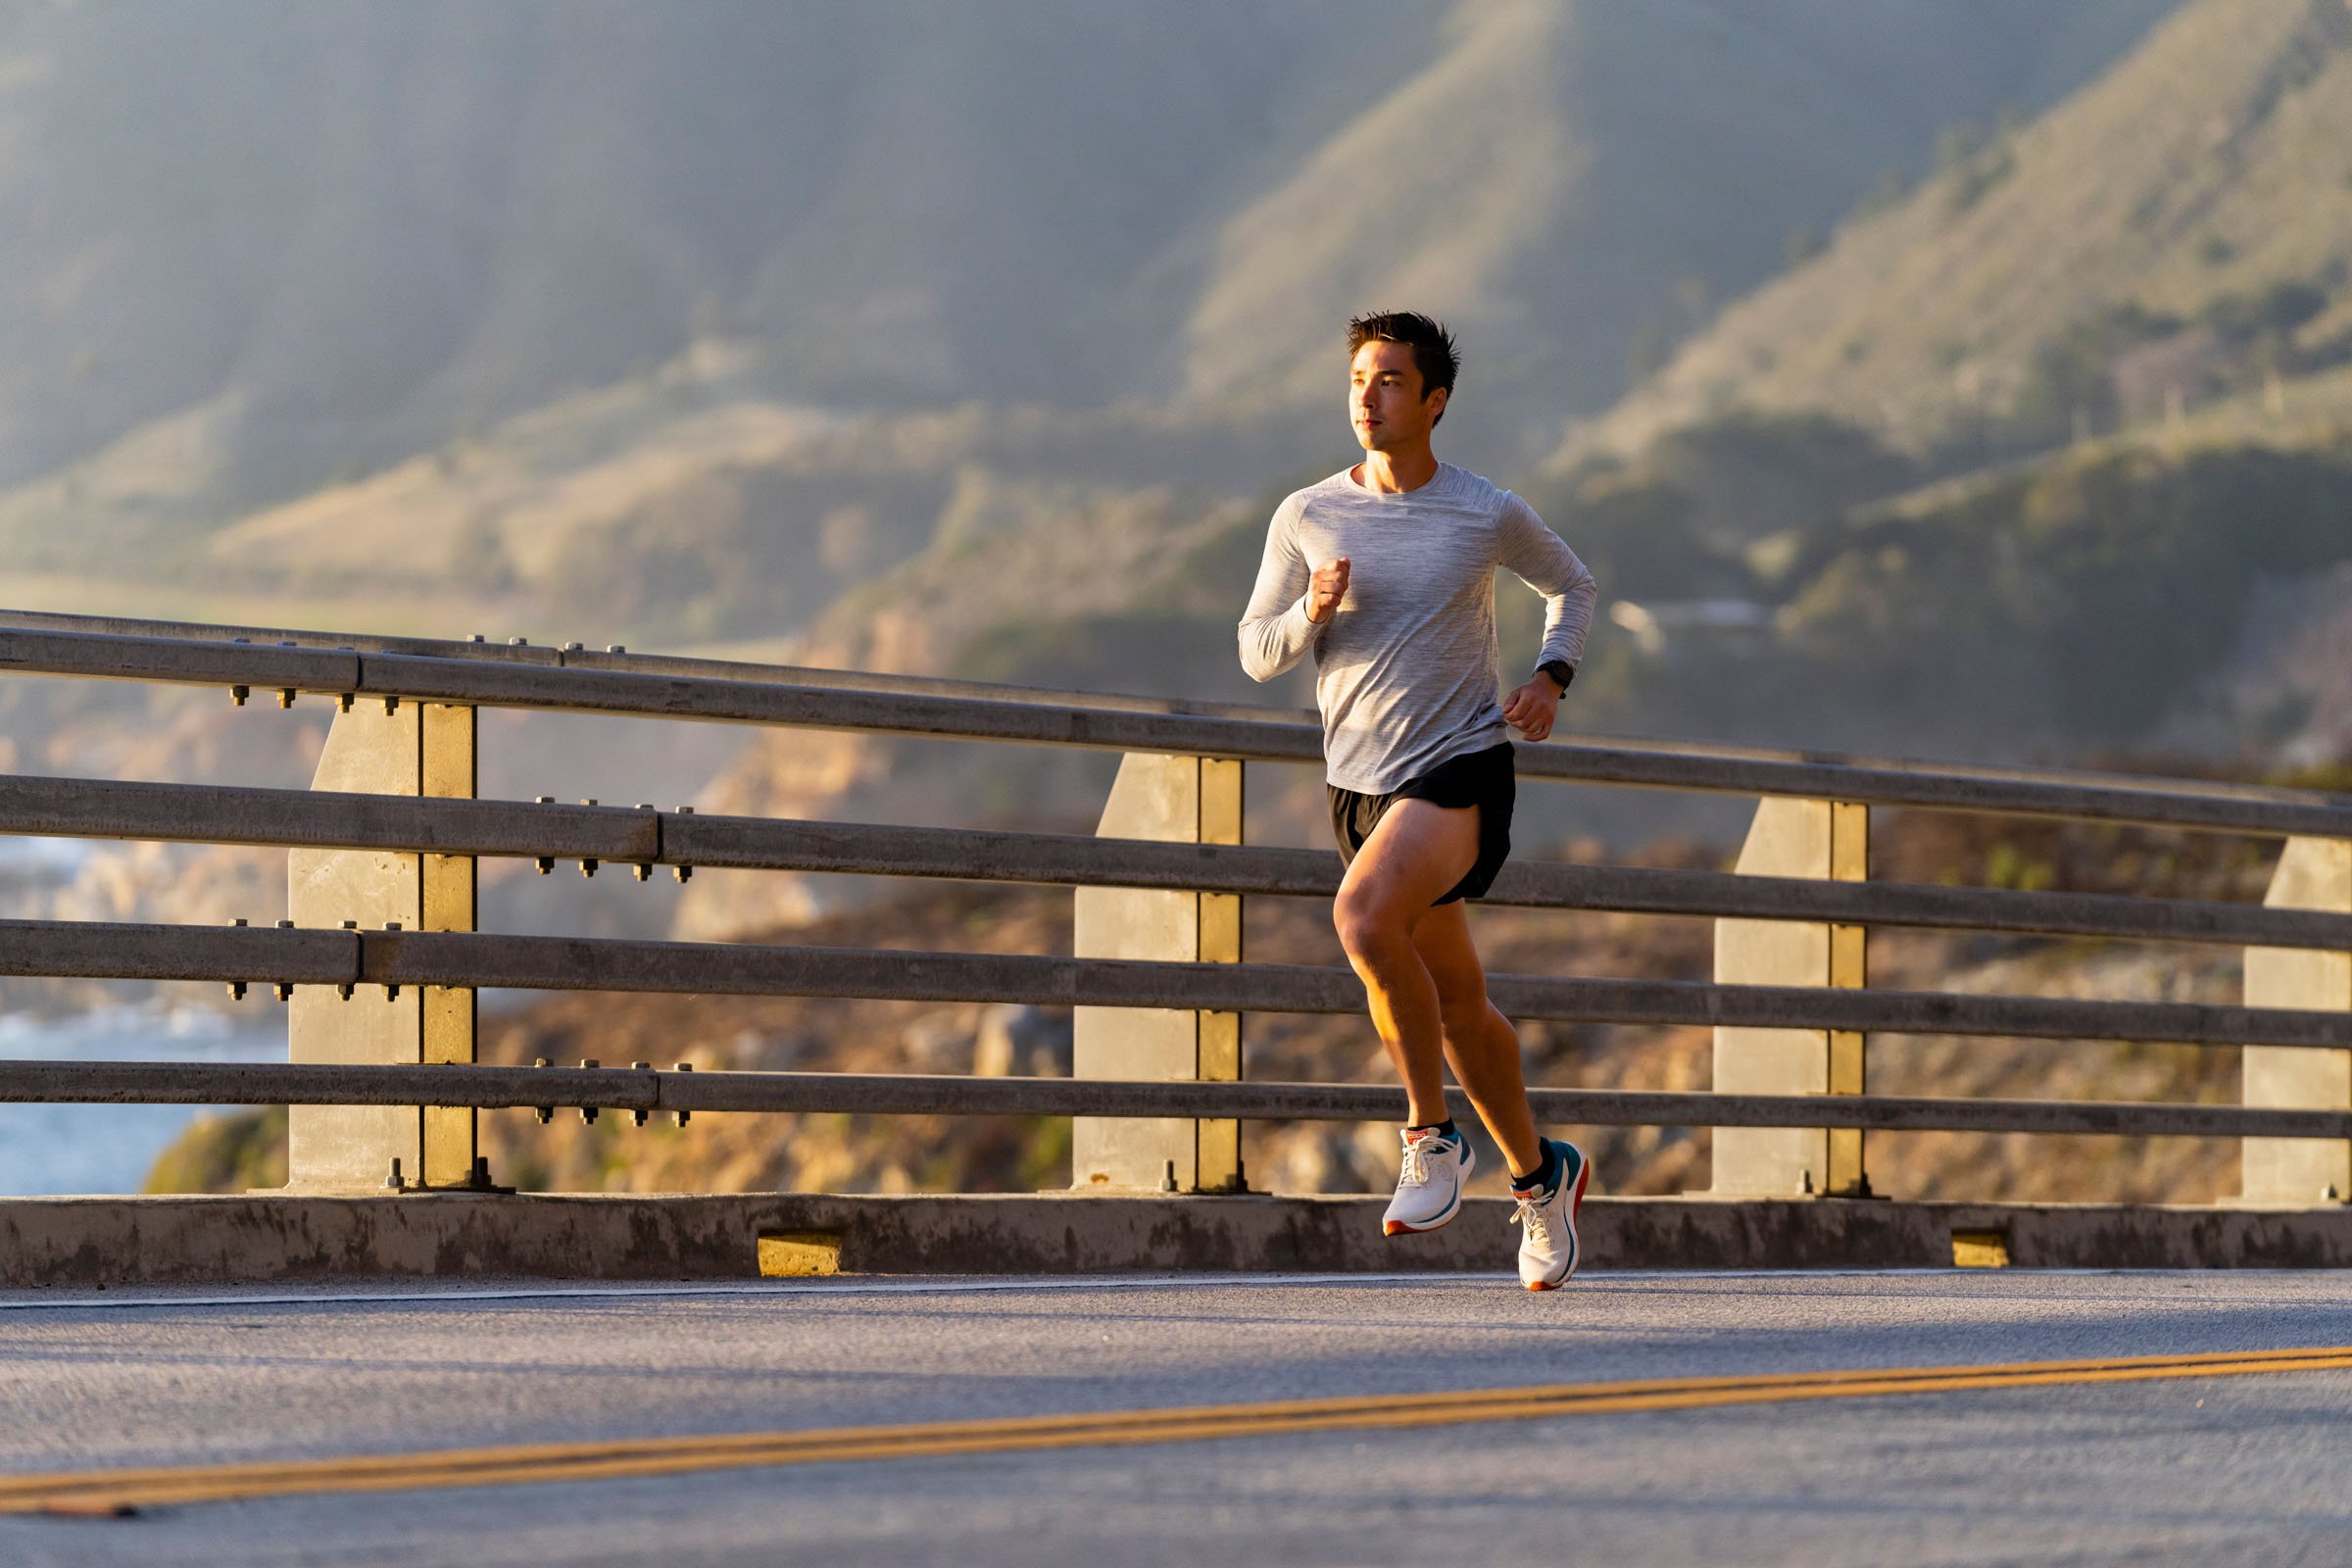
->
<box><xmin>1238</xmin><ymin>311</ymin><xmax>1598</xmax><ymax>1289</ymax></box>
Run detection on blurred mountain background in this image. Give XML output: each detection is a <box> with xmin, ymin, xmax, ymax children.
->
<box><xmin>5</xmin><ymin>0</ymin><xmax>2351</xmax><ymax>1197</ymax></box>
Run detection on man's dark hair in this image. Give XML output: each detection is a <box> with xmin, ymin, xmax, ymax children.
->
<box><xmin>1346</xmin><ymin>311</ymin><xmax>1460</xmax><ymax>424</ymax></box>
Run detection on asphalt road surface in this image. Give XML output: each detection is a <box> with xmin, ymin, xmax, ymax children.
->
<box><xmin>4</xmin><ymin>1269</ymin><xmax>2351</xmax><ymax>1565</ymax></box>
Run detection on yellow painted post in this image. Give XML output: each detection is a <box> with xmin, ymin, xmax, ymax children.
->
<box><xmin>1827</xmin><ymin>801</ymin><xmax>1870</xmax><ymax>1198</ymax></box>
<box><xmin>419</xmin><ymin>703</ymin><xmax>479</xmax><ymax>1190</ymax></box>
<box><xmin>285</xmin><ymin>700</ymin><xmax>480</xmax><ymax>1192</ymax></box>
<box><xmin>1710</xmin><ymin>798</ymin><xmax>1871</xmax><ymax>1198</ymax></box>
<box><xmin>1070</xmin><ymin>754</ymin><xmax>1247</xmax><ymax>1193</ymax></box>
<box><xmin>1197</xmin><ymin>758</ymin><xmax>1245</xmax><ymax>1193</ymax></box>
<box><xmin>2241</xmin><ymin>837</ymin><xmax>2352</xmax><ymax>1206</ymax></box>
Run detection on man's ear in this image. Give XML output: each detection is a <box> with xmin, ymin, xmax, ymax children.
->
<box><xmin>1426</xmin><ymin>385</ymin><xmax>1449</xmax><ymax>425</ymax></box>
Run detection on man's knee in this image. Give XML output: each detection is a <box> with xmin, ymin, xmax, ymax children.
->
<box><xmin>1334</xmin><ymin>885</ymin><xmax>1410</xmax><ymax>965</ymax></box>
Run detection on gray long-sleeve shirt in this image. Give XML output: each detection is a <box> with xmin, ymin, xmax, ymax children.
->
<box><xmin>1238</xmin><ymin>462</ymin><xmax>1597</xmax><ymax>794</ymax></box>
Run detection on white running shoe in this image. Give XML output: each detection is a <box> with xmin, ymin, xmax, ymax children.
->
<box><xmin>1511</xmin><ymin>1139</ymin><xmax>1591</xmax><ymax>1290</ymax></box>
<box><xmin>1382</xmin><ymin>1126</ymin><xmax>1474</xmax><ymax>1236</ymax></box>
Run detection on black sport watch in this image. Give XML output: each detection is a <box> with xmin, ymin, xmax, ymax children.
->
<box><xmin>1536</xmin><ymin>660</ymin><xmax>1574</xmax><ymax>696</ymax></box>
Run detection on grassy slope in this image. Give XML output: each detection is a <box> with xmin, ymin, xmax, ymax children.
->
<box><xmin>0</xmin><ymin>3</ymin><xmax>2168</xmax><ymax>579</ymax></box>
<box><xmin>1543</xmin><ymin>413</ymin><xmax>2352</xmax><ymax>765</ymax></box>
<box><xmin>1177</xmin><ymin>0</ymin><xmax>2177</xmax><ymax>422</ymax></box>
<box><xmin>1575</xmin><ymin>0</ymin><xmax>2352</xmax><ymax>461</ymax></box>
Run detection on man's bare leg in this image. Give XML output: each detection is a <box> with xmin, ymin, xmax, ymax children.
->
<box><xmin>1411</xmin><ymin>900</ymin><xmax>1543</xmax><ymax>1178</ymax></box>
<box><xmin>1333</xmin><ymin>799</ymin><xmax>1490</xmax><ymax>1131</ymax></box>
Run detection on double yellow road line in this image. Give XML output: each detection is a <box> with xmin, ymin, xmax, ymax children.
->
<box><xmin>9</xmin><ymin>1345</ymin><xmax>2349</xmax><ymax>1517</ymax></box>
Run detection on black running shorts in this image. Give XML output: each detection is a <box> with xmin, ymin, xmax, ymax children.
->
<box><xmin>1326</xmin><ymin>742</ymin><xmax>1515</xmax><ymax>906</ymax></box>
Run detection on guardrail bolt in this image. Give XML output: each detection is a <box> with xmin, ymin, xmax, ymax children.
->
<box><xmin>277</xmin><ymin>687</ymin><xmax>297</xmax><ymax>709</ymax></box>
<box><xmin>629</xmin><ymin>805</ymin><xmax>657</xmax><ymax>880</ymax></box>
<box><xmin>381</xmin><ymin>694</ymin><xmax>400</xmax><ymax>715</ymax></box>
<box><xmin>230</xmin><ymin>684</ymin><xmax>250</xmax><ymax>707</ymax></box>
<box><xmin>579</xmin><ymin>1058</ymin><xmax>600</xmax><ymax>1123</ymax></box>
<box><xmin>631</xmin><ymin>1062</ymin><xmax>652</xmax><ymax>1125</ymax></box>
<box><xmin>337</xmin><ymin>693</ymin><xmax>355</xmax><ymax>712</ymax></box>
<box><xmin>533</xmin><ymin>1057</ymin><xmax>553</xmax><ymax>1123</ymax></box>
<box><xmin>227</xmin><ymin>918</ymin><xmax>249</xmax><ymax>1000</ymax></box>
<box><xmin>1800</xmin><ymin>1167</ymin><xmax>1816</xmax><ymax>1197</ymax></box>
<box><xmin>468</xmin><ymin>634</ymin><xmax>486</xmax><ymax>644</ymax></box>
<box><xmin>271</xmin><ymin>919</ymin><xmax>295</xmax><ymax>1000</ymax></box>
<box><xmin>563</xmin><ymin>641</ymin><xmax>584</xmax><ymax>653</ymax></box>
<box><xmin>385</xmin><ymin>1157</ymin><xmax>405</xmax><ymax>1192</ymax></box>
<box><xmin>607</xmin><ymin>645</ymin><xmax>626</xmax><ymax>655</ymax></box>
<box><xmin>2327</xmin><ymin>1184</ymin><xmax>2341</xmax><ymax>1203</ymax></box>
<box><xmin>508</xmin><ymin>636</ymin><xmax>528</xmax><ymax>647</ymax></box>
<box><xmin>337</xmin><ymin>920</ymin><xmax>359</xmax><ymax>999</ymax></box>
<box><xmin>533</xmin><ymin>797</ymin><xmax>557</xmax><ymax>872</ymax></box>
<box><xmin>381</xmin><ymin>921</ymin><xmax>402</xmax><ymax>999</ymax></box>
<box><xmin>471</xmin><ymin>1155</ymin><xmax>493</xmax><ymax>1189</ymax></box>
<box><xmin>673</xmin><ymin>1061</ymin><xmax>692</xmax><ymax>1125</ymax></box>
<box><xmin>673</xmin><ymin>805</ymin><xmax>696</xmax><ymax>881</ymax></box>
<box><xmin>1159</xmin><ymin>1159</ymin><xmax>1179</xmax><ymax>1194</ymax></box>
<box><xmin>579</xmin><ymin>801</ymin><xmax>599</xmax><ymax>875</ymax></box>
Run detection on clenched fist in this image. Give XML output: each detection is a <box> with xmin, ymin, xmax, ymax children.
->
<box><xmin>1502</xmin><ymin>676</ymin><xmax>1561</xmax><ymax>742</ymax></box>
<box><xmin>1305</xmin><ymin>557</ymin><xmax>1351</xmax><ymax>623</ymax></box>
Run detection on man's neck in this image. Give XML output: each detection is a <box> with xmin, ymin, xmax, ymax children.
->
<box><xmin>1353</xmin><ymin>444</ymin><xmax>1440</xmax><ymax>495</ymax></box>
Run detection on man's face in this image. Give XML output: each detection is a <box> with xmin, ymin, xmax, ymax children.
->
<box><xmin>1349</xmin><ymin>340</ymin><xmax>1446</xmax><ymax>452</ymax></box>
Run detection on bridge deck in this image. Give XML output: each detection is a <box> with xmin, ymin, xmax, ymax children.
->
<box><xmin>2</xmin><ymin>1271</ymin><xmax>2348</xmax><ymax>1563</ymax></box>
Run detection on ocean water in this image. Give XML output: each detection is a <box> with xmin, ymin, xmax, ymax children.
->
<box><xmin>0</xmin><ymin>1007</ymin><xmax>284</xmax><ymax>1197</ymax></box>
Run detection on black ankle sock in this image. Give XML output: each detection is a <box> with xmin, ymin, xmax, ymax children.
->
<box><xmin>1511</xmin><ymin>1141</ymin><xmax>1560</xmax><ymax>1193</ymax></box>
<box><xmin>1408</xmin><ymin>1117</ymin><xmax>1458</xmax><ymax>1143</ymax></box>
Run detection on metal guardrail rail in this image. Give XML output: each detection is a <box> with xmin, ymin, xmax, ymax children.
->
<box><xmin>4</xmin><ymin>776</ymin><xmax>2352</xmax><ymax>951</ymax></box>
<box><xmin>0</xmin><ymin>601</ymin><xmax>2330</xmax><ymax>811</ymax></box>
<box><xmin>0</xmin><ymin>919</ymin><xmax>2345</xmax><ymax>1051</ymax></box>
<box><xmin>0</xmin><ymin>1059</ymin><xmax>2339</xmax><ymax>1144</ymax></box>
<box><xmin>7</xmin><ymin>621</ymin><xmax>2351</xmax><ymax>836</ymax></box>
<box><xmin>1</xmin><ymin>605</ymin><xmax>2348</xmax><ymax>1204</ymax></box>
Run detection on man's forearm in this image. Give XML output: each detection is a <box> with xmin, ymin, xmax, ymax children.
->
<box><xmin>1238</xmin><ymin>597</ymin><xmax>1319</xmax><ymax>682</ymax></box>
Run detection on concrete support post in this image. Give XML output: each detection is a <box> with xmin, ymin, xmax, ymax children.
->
<box><xmin>285</xmin><ymin>701</ymin><xmax>479</xmax><ymax>1192</ymax></box>
<box><xmin>1071</xmin><ymin>754</ymin><xmax>1245</xmax><ymax>1193</ymax></box>
<box><xmin>2240</xmin><ymin>836</ymin><xmax>2352</xmax><ymax>1206</ymax></box>
<box><xmin>1710</xmin><ymin>798</ymin><xmax>1870</xmax><ymax>1198</ymax></box>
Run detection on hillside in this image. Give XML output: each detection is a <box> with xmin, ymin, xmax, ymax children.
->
<box><xmin>0</xmin><ymin>1</ymin><xmax>2171</xmax><ymax>589</ymax></box>
<box><xmin>172</xmin><ymin>338</ymin><xmax>1322</xmax><ymax>647</ymax></box>
<box><xmin>1172</xmin><ymin>0</ymin><xmax>2176</xmax><ymax>423</ymax></box>
<box><xmin>1528</xmin><ymin>406</ymin><xmax>2352</xmax><ymax>768</ymax></box>
<box><xmin>1574</xmin><ymin>0</ymin><xmax>2352</xmax><ymax>464</ymax></box>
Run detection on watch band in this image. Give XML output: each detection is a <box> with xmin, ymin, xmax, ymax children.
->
<box><xmin>1537</xmin><ymin>660</ymin><xmax>1574</xmax><ymax>694</ymax></box>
